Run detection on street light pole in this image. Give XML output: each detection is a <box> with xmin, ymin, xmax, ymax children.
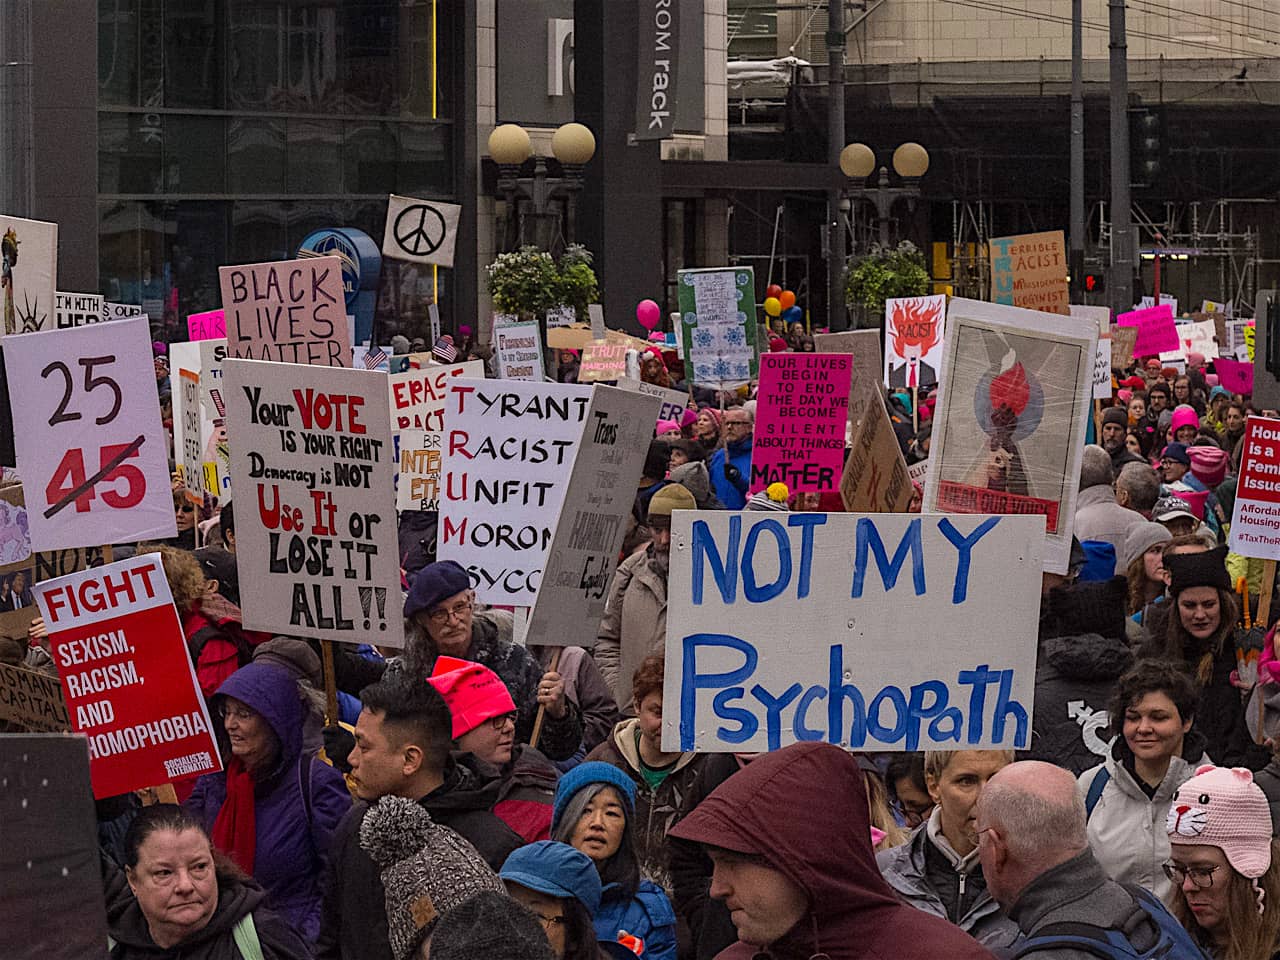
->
<box><xmin>827</xmin><ymin>0</ymin><xmax>847</xmax><ymax>330</ymax></box>
<box><xmin>1108</xmin><ymin>0</ymin><xmax>1135</xmax><ymax>313</ymax></box>
<box><xmin>1069</xmin><ymin>0</ymin><xmax>1085</xmax><ymax>301</ymax></box>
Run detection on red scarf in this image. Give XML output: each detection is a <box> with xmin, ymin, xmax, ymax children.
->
<box><xmin>211</xmin><ymin>757</ymin><xmax>256</xmax><ymax>873</ymax></box>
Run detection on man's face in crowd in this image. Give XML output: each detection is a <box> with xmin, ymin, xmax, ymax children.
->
<box><xmin>723</xmin><ymin>411</ymin><xmax>752</xmax><ymax>442</ymax></box>
<box><xmin>1149</xmin><ymin>390</ymin><xmax>1168</xmax><ymax>414</ymax></box>
<box><xmin>348</xmin><ymin>708</ymin><xmax>413</xmax><ymax>801</ymax></box>
<box><xmin>418</xmin><ymin>588</ymin><xmax>474</xmax><ymax>656</ymax></box>
<box><xmin>708</xmin><ymin>849</ymin><xmax>808</xmax><ymax>947</ymax></box>
<box><xmin>1227</xmin><ymin>406</ymin><xmax>1245</xmax><ymax>433</ymax></box>
<box><xmin>1101</xmin><ymin>422</ymin><xmax>1125</xmax><ymax>453</ymax></box>
<box><xmin>648</xmin><ymin>515</ymin><xmax>672</xmax><ymax>556</ymax></box>
<box><xmin>1161</xmin><ymin>456</ymin><xmax>1188</xmax><ymax>483</ymax></box>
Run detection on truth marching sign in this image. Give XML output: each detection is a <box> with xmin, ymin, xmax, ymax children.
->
<box><xmin>33</xmin><ymin>554</ymin><xmax>221</xmax><ymax>798</ymax></box>
<box><xmin>224</xmin><ymin>360</ymin><xmax>403</xmax><ymax>647</ymax></box>
<box><xmin>0</xmin><ymin>214</ymin><xmax>57</xmax><ymax>336</ymax></box>
<box><xmin>751</xmin><ymin>353</ymin><xmax>851</xmax><ymax>494</ymax></box>
<box><xmin>662</xmin><ymin>512</ymin><xmax>1044</xmax><ymax>753</ymax></box>
<box><xmin>219</xmin><ymin>256</ymin><xmax>351</xmax><ymax>366</ymax></box>
<box><xmin>439</xmin><ymin>379</ymin><xmax>592</xmax><ymax>605</ymax></box>
<box><xmin>387</xmin><ymin>360</ymin><xmax>484</xmax><ymax>512</ymax></box>
<box><xmin>1228</xmin><ymin>417</ymin><xmax>1280</xmax><ymax>560</ymax></box>
<box><xmin>3</xmin><ymin>316</ymin><xmax>177</xmax><ymax>550</ymax></box>
<box><xmin>525</xmin><ymin>386</ymin><xmax>662</xmax><ymax>647</ymax></box>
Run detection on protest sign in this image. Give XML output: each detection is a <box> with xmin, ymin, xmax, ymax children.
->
<box><xmin>388</xmin><ymin>360</ymin><xmax>483</xmax><ymax>512</ymax></box>
<box><xmin>525</xmin><ymin>386</ymin><xmax>662</xmax><ymax>647</ymax></box>
<box><xmin>1216</xmin><ymin>358</ymin><xmax>1254</xmax><ymax>396</ymax></box>
<box><xmin>439</xmin><ymin>378</ymin><xmax>591</xmax><ymax>605</ymax></box>
<box><xmin>1161</xmin><ymin>318</ymin><xmax>1218</xmax><ymax>363</ymax></box>
<box><xmin>884</xmin><ymin>295</ymin><xmax>945</xmax><ymax>389</ymax></box>
<box><xmin>1109</xmin><ymin>324</ymin><xmax>1139</xmax><ymax>369</ymax></box>
<box><xmin>0</xmin><ymin>734</ymin><xmax>109</xmax><ymax>959</ymax></box>
<box><xmin>578</xmin><ymin>340</ymin><xmax>628</xmax><ymax>383</ymax></box>
<box><xmin>495</xmin><ymin>321</ymin><xmax>545</xmax><ymax>381</ymax></box>
<box><xmin>188</xmin><ymin>308</ymin><xmax>226</xmax><ymax>341</ymax></box>
<box><xmin>589</xmin><ymin>303</ymin><xmax>606</xmax><ymax>339</ymax></box>
<box><xmin>1202</xmin><ymin>299</ymin><xmax>1232</xmax><ymax>316</ymax></box>
<box><xmin>104</xmin><ymin>301</ymin><xmax>146</xmax><ymax>321</ymax></box>
<box><xmin>219</xmin><ymin>256</ymin><xmax>350</xmax><ymax>366</ymax></box>
<box><xmin>1093</xmin><ymin>335</ymin><xmax>1112</xmax><ymax>400</ymax></box>
<box><xmin>0</xmin><ymin>662</ymin><xmax>69</xmax><ymax>731</ymax></box>
<box><xmin>1069</xmin><ymin>304</ymin><xmax>1111</xmax><ymax>334</ymax></box>
<box><xmin>840</xmin><ymin>390</ymin><xmax>913</xmax><ymax>512</ymax></box>
<box><xmin>54</xmin><ymin>292</ymin><xmax>106</xmax><ymax>329</ymax></box>
<box><xmin>815</xmin><ymin>328</ymin><xmax>883</xmax><ymax>409</ymax></box>
<box><xmin>0</xmin><ymin>214</ymin><xmax>57</xmax><ymax>336</ymax></box>
<box><xmin>989</xmin><ymin>231</ymin><xmax>1069</xmax><ymax>315</ymax></box>
<box><xmin>1229</xmin><ymin>417</ymin><xmax>1280</xmax><ymax>559</ymax></box>
<box><xmin>172</xmin><ymin>339</ymin><xmax>231</xmax><ymax>502</ymax></box>
<box><xmin>33</xmin><ymin>554</ymin><xmax>221</xmax><ymax>797</ymax></box>
<box><xmin>677</xmin><ymin>266</ymin><xmax>759</xmax><ymax>385</ymax></box>
<box><xmin>924</xmin><ymin>298</ymin><xmax>1095</xmax><ymax>574</ymax></box>
<box><xmin>1227</xmin><ymin>320</ymin><xmax>1253</xmax><ymax>357</ymax></box>
<box><xmin>751</xmin><ymin>354</ymin><xmax>851</xmax><ymax>494</ymax></box>
<box><xmin>546</xmin><ymin>323</ymin><xmax>597</xmax><ymax>351</ymax></box>
<box><xmin>1138</xmin><ymin>293</ymin><xmax>1178</xmax><ymax>315</ymax></box>
<box><xmin>907</xmin><ymin>458</ymin><xmax>930</xmax><ymax>488</ymax></box>
<box><xmin>546</xmin><ymin>305</ymin><xmax>576</xmax><ymax>329</ymax></box>
<box><xmin>1117</xmin><ymin>303</ymin><xmax>1179</xmax><ymax>357</ymax></box>
<box><xmin>224</xmin><ymin>359</ymin><xmax>403</xmax><ymax>646</ymax></box>
<box><xmin>616</xmin><ymin>376</ymin><xmax>690</xmax><ymax>427</ymax></box>
<box><xmin>382</xmin><ymin>194</ymin><xmax>462</xmax><ymax>268</ymax></box>
<box><xmin>3</xmin><ymin>316</ymin><xmax>177</xmax><ymax>550</ymax></box>
<box><xmin>178</xmin><ymin>369</ymin><xmax>204</xmax><ymax>505</ymax></box>
<box><xmin>662</xmin><ymin>511</ymin><xmax>1044</xmax><ymax>752</ymax></box>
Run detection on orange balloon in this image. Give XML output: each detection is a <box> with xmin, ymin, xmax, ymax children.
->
<box><xmin>779</xmin><ymin>290</ymin><xmax>796</xmax><ymax>311</ymax></box>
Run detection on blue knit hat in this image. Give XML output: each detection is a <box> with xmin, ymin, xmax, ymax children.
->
<box><xmin>500</xmin><ymin>841</ymin><xmax>603</xmax><ymax>915</ymax></box>
<box><xmin>552</xmin><ymin>762</ymin><xmax>636</xmax><ymax>833</ymax></box>
<box><xmin>404</xmin><ymin>560</ymin><xmax>471</xmax><ymax>620</ymax></box>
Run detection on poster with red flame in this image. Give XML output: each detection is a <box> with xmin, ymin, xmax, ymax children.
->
<box><xmin>922</xmin><ymin>299</ymin><xmax>1097</xmax><ymax>575</ymax></box>
<box><xmin>884</xmin><ymin>295</ymin><xmax>946</xmax><ymax>390</ymax></box>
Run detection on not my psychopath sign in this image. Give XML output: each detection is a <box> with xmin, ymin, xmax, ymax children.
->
<box><xmin>219</xmin><ymin>256</ymin><xmax>351</xmax><ymax>366</ymax></box>
<box><xmin>662</xmin><ymin>511</ymin><xmax>1044</xmax><ymax>753</ymax></box>
<box><xmin>750</xmin><ymin>353</ymin><xmax>851</xmax><ymax>494</ymax></box>
<box><xmin>224</xmin><ymin>359</ymin><xmax>403</xmax><ymax>647</ymax></box>
<box><xmin>439</xmin><ymin>378</ymin><xmax>592</xmax><ymax>605</ymax></box>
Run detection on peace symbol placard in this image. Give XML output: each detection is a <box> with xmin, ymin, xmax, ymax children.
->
<box><xmin>382</xmin><ymin>194</ymin><xmax>462</xmax><ymax>268</ymax></box>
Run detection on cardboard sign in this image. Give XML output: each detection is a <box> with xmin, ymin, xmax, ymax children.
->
<box><xmin>751</xmin><ymin>354</ymin><xmax>851</xmax><ymax>494</ymax></box>
<box><xmin>33</xmin><ymin>554</ymin><xmax>221</xmax><ymax>798</ymax></box>
<box><xmin>525</xmin><ymin>386</ymin><xmax>662</xmax><ymax>646</ymax></box>
<box><xmin>1216</xmin><ymin>358</ymin><xmax>1254</xmax><ymax>396</ymax></box>
<box><xmin>188</xmin><ymin>308</ymin><xmax>226</xmax><ymax>341</ymax></box>
<box><xmin>1093</xmin><ymin>336</ymin><xmax>1112</xmax><ymax>400</ymax></box>
<box><xmin>224</xmin><ymin>359</ymin><xmax>402</xmax><ymax>646</ymax></box>
<box><xmin>616</xmin><ymin>377</ymin><xmax>689</xmax><ymax>427</ymax></box>
<box><xmin>0</xmin><ymin>662</ymin><xmax>69</xmax><ymax>732</ymax></box>
<box><xmin>1109</xmin><ymin>325</ymin><xmax>1139</xmax><ymax>369</ymax></box>
<box><xmin>677</xmin><ymin>266</ymin><xmax>759</xmax><ymax>385</ymax></box>
<box><xmin>578</xmin><ymin>340</ymin><xmax>628</xmax><ymax>383</ymax></box>
<box><xmin>0</xmin><ymin>214</ymin><xmax>57</xmax><ymax>336</ymax></box>
<box><xmin>495</xmin><ymin>321</ymin><xmax>544</xmax><ymax>381</ymax></box>
<box><xmin>840</xmin><ymin>391</ymin><xmax>913</xmax><ymax>512</ymax></box>
<box><xmin>815</xmin><ymin>329</ymin><xmax>883</xmax><ymax>409</ymax></box>
<box><xmin>989</xmin><ymin>231</ymin><xmax>1069</xmax><ymax>315</ymax></box>
<box><xmin>178</xmin><ymin>369</ymin><xmax>204</xmax><ymax>506</ymax></box>
<box><xmin>924</xmin><ymin>299</ymin><xmax>1095</xmax><ymax>575</ymax></box>
<box><xmin>3</xmin><ymin>316</ymin><xmax>177</xmax><ymax>550</ymax></box>
<box><xmin>382</xmin><ymin>194</ymin><xmax>461</xmax><ymax>268</ymax></box>
<box><xmin>388</xmin><ymin>360</ymin><xmax>483</xmax><ymax>513</ymax></box>
<box><xmin>438</xmin><ymin>378</ymin><xmax>592</xmax><ymax>605</ymax></box>
<box><xmin>54</xmin><ymin>292</ymin><xmax>106</xmax><ymax>329</ymax></box>
<box><xmin>219</xmin><ymin>256</ymin><xmax>350</xmax><ymax>366</ymax></box>
<box><xmin>661</xmin><ymin>511</ymin><xmax>1044</xmax><ymax>752</ymax></box>
<box><xmin>1117</xmin><ymin>303</ymin><xmax>1179</xmax><ymax>357</ymax></box>
<box><xmin>1229</xmin><ymin>417</ymin><xmax>1280</xmax><ymax>559</ymax></box>
<box><xmin>884</xmin><ymin>295</ymin><xmax>945</xmax><ymax>390</ymax></box>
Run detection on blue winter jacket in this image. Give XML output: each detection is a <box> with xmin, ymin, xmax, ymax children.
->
<box><xmin>186</xmin><ymin>662</ymin><xmax>353</xmax><ymax>944</ymax></box>
<box><xmin>594</xmin><ymin>879</ymin><xmax>677</xmax><ymax>960</ymax></box>
<box><xmin>708</xmin><ymin>435</ymin><xmax>753</xmax><ymax>510</ymax></box>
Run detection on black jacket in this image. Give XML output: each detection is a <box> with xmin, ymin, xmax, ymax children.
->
<box><xmin>1254</xmin><ymin>756</ymin><xmax>1280</xmax><ymax>837</ymax></box>
<box><xmin>314</xmin><ymin>758</ymin><xmax>523</xmax><ymax>960</ymax></box>
<box><xmin>1021</xmin><ymin>633</ymin><xmax>1132</xmax><ymax>776</ymax></box>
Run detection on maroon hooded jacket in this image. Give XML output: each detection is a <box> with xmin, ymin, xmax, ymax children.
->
<box><xmin>670</xmin><ymin>742</ymin><xmax>995</xmax><ymax>960</ymax></box>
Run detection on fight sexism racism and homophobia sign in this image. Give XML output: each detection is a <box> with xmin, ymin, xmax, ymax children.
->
<box><xmin>224</xmin><ymin>359</ymin><xmax>403</xmax><ymax>647</ymax></box>
<box><xmin>439</xmin><ymin>379</ymin><xmax>592</xmax><ymax>606</ymax></box>
<box><xmin>3</xmin><ymin>316</ymin><xmax>177</xmax><ymax>550</ymax></box>
<box><xmin>33</xmin><ymin>554</ymin><xmax>221</xmax><ymax>798</ymax></box>
<box><xmin>750</xmin><ymin>353</ymin><xmax>851</xmax><ymax>494</ymax></box>
<box><xmin>219</xmin><ymin>256</ymin><xmax>351</xmax><ymax>366</ymax></box>
<box><xmin>663</xmin><ymin>512</ymin><xmax>1043</xmax><ymax>753</ymax></box>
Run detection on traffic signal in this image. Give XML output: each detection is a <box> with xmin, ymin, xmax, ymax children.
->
<box><xmin>1129</xmin><ymin>107</ymin><xmax>1163</xmax><ymax>189</ymax></box>
<box><xmin>1084</xmin><ymin>272</ymin><xmax>1105</xmax><ymax>294</ymax></box>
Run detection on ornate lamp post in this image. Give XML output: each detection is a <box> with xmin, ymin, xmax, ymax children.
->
<box><xmin>488</xmin><ymin>122</ymin><xmax>596</xmax><ymax>254</ymax></box>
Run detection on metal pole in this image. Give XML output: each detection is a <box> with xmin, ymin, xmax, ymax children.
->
<box><xmin>1069</xmin><ymin>0</ymin><xmax>1085</xmax><ymax>301</ymax></box>
<box><xmin>827</xmin><ymin>1</ymin><xmax>847</xmax><ymax>329</ymax></box>
<box><xmin>1108</xmin><ymin>0</ymin><xmax>1135</xmax><ymax>314</ymax></box>
<box><xmin>0</xmin><ymin>0</ymin><xmax>35</xmax><ymax>217</ymax></box>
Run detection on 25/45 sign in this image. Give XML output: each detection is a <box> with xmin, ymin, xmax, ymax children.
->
<box><xmin>4</xmin><ymin>316</ymin><xmax>177</xmax><ymax>550</ymax></box>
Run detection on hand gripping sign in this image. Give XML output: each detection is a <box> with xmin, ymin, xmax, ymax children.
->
<box><xmin>34</xmin><ymin>554</ymin><xmax>221</xmax><ymax>798</ymax></box>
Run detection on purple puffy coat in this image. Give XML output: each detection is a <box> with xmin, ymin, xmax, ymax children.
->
<box><xmin>186</xmin><ymin>661</ymin><xmax>352</xmax><ymax>944</ymax></box>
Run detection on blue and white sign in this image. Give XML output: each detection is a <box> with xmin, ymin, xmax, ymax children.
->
<box><xmin>297</xmin><ymin>228</ymin><xmax>382</xmax><ymax>349</ymax></box>
<box><xmin>662</xmin><ymin>511</ymin><xmax>1044</xmax><ymax>753</ymax></box>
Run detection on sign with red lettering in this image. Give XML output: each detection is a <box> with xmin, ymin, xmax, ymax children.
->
<box><xmin>32</xmin><ymin>553</ymin><xmax>220</xmax><ymax>798</ymax></box>
<box><xmin>223</xmin><ymin>359</ymin><xmax>403</xmax><ymax>647</ymax></box>
<box><xmin>884</xmin><ymin>295</ymin><xmax>945</xmax><ymax>389</ymax></box>
<box><xmin>218</xmin><ymin>256</ymin><xmax>351</xmax><ymax>366</ymax></box>
<box><xmin>387</xmin><ymin>360</ymin><xmax>483</xmax><ymax>513</ymax></box>
<box><xmin>1228</xmin><ymin>417</ymin><xmax>1280</xmax><ymax>559</ymax></box>
<box><xmin>2</xmin><ymin>316</ymin><xmax>178</xmax><ymax>550</ymax></box>
<box><xmin>751</xmin><ymin>353</ymin><xmax>851</xmax><ymax>494</ymax></box>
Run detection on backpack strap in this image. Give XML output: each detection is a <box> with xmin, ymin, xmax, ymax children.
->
<box><xmin>231</xmin><ymin>912</ymin><xmax>265</xmax><ymax>960</ymax></box>
<box><xmin>298</xmin><ymin>749</ymin><xmax>315</xmax><ymax>830</ymax></box>
<box><xmin>1085</xmin><ymin>767</ymin><xmax>1110</xmax><ymax>820</ymax></box>
<box><xmin>1011</xmin><ymin>928</ymin><xmax>1129</xmax><ymax>959</ymax></box>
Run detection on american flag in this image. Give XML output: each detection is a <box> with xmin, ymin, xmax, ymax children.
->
<box><xmin>432</xmin><ymin>337</ymin><xmax>457</xmax><ymax>362</ymax></box>
<box><xmin>363</xmin><ymin>346</ymin><xmax>388</xmax><ymax>369</ymax></box>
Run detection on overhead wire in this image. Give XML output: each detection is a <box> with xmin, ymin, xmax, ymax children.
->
<box><xmin>1122</xmin><ymin>0</ymin><xmax>1280</xmax><ymax>50</ymax></box>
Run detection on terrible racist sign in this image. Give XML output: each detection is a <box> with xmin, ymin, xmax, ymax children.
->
<box><xmin>387</xmin><ymin>360</ymin><xmax>483</xmax><ymax>513</ymax></box>
<box><xmin>32</xmin><ymin>554</ymin><xmax>221</xmax><ymax>798</ymax></box>
<box><xmin>438</xmin><ymin>379</ymin><xmax>592</xmax><ymax>605</ymax></box>
<box><xmin>751</xmin><ymin>353</ymin><xmax>851</xmax><ymax>494</ymax></box>
<box><xmin>1228</xmin><ymin>416</ymin><xmax>1280</xmax><ymax>560</ymax></box>
<box><xmin>0</xmin><ymin>214</ymin><xmax>57</xmax><ymax>335</ymax></box>
<box><xmin>525</xmin><ymin>386</ymin><xmax>662</xmax><ymax>647</ymax></box>
<box><xmin>884</xmin><ymin>295</ymin><xmax>945</xmax><ymax>390</ymax></box>
<box><xmin>219</xmin><ymin>256</ymin><xmax>350</xmax><ymax>366</ymax></box>
<box><xmin>2</xmin><ymin>316</ymin><xmax>178</xmax><ymax>550</ymax></box>
<box><xmin>224</xmin><ymin>359</ymin><xmax>403</xmax><ymax>647</ymax></box>
<box><xmin>662</xmin><ymin>512</ymin><xmax>1044</xmax><ymax>752</ymax></box>
<box><xmin>989</xmin><ymin>231</ymin><xmax>1069</xmax><ymax>315</ymax></box>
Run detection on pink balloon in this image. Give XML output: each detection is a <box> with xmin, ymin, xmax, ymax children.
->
<box><xmin>636</xmin><ymin>299</ymin><xmax>662</xmax><ymax>330</ymax></box>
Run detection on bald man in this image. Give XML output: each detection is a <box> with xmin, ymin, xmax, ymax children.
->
<box><xmin>975</xmin><ymin>761</ymin><xmax>1199</xmax><ymax>959</ymax></box>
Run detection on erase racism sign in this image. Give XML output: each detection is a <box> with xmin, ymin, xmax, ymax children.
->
<box><xmin>388</xmin><ymin>360</ymin><xmax>484</xmax><ymax>512</ymax></box>
<box><xmin>33</xmin><ymin>554</ymin><xmax>220</xmax><ymax>798</ymax></box>
<box><xmin>663</xmin><ymin>512</ymin><xmax>1044</xmax><ymax>753</ymax></box>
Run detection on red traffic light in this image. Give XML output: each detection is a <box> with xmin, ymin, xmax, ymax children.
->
<box><xmin>1084</xmin><ymin>273</ymin><xmax>1105</xmax><ymax>293</ymax></box>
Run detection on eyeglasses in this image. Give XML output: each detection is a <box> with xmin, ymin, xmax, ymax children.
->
<box><xmin>428</xmin><ymin>600</ymin><xmax>473</xmax><ymax>625</ymax></box>
<box><xmin>1162</xmin><ymin>862</ymin><xmax>1221</xmax><ymax>888</ymax></box>
<box><xmin>487</xmin><ymin>711</ymin><xmax>516</xmax><ymax>731</ymax></box>
<box><xmin>218</xmin><ymin>704</ymin><xmax>256</xmax><ymax>722</ymax></box>
<box><xmin>179</xmin><ymin>505</ymin><xmax>196</xmax><ymax>513</ymax></box>
<box><xmin>724</xmin><ymin>419</ymin><xmax>751</xmax><ymax>429</ymax></box>
<box><xmin>532</xmin><ymin>913</ymin><xmax>565</xmax><ymax>931</ymax></box>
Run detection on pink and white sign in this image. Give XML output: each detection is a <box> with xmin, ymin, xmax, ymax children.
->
<box><xmin>750</xmin><ymin>353</ymin><xmax>851</xmax><ymax>494</ymax></box>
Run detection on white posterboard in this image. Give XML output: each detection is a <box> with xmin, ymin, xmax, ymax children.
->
<box><xmin>387</xmin><ymin>360</ymin><xmax>483</xmax><ymax>512</ymax></box>
<box><xmin>0</xmin><ymin>214</ymin><xmax>57</xmax><ymax>335</ymax></box>
<box><xmin>495</xmin><ymin>321</ymin><xmax>544</xmax><ymax>381</ymax></box>
<box><xmin>615</xmin><ymin>376</ymin><xmax>689</xmax><ymax>427</ymax></box>
<box><xmin>663</xmin><ymin>511</ymin><xmax>1044</xmax><ymax>753</ymax></box>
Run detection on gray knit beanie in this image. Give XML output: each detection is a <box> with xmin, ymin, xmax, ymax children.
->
<box><xmin>427</xmin><ymin>891</ymin><xmax>556</xmax><ymax>960</ymax></box>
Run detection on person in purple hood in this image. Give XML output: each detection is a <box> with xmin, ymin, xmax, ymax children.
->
<box><xmin>186</xmin><ymin>660</ymin><xmax>353</xmax><ymax>944</ymax></box>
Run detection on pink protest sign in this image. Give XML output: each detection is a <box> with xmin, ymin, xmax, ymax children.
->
<box><xmin>187</xmin><ymin>309</ymin><xmax>225</xmax><ymax>341</ymax></box>
<box><xmin>1117</xmin><ymin>304</ymin><xmax>1178</xmax><ymax>357</ymax></box>
<box><xmin>749</xmin><ymin>353</ymin><xmax>852</xmax><ymax>494</ymax></box>
<box><xmin>1215</xmin><ymin>358</ymin><xmax>1254</xmax><ymax>395</ymax></box>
